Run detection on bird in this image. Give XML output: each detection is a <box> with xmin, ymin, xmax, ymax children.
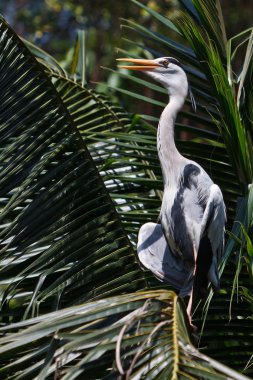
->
<box><xmin>117</xmin><ymin>57</ymin><xmax>226</xmax><ymax>325</ymax></box>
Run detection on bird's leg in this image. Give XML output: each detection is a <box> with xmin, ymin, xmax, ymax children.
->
<box><xmin>186</xmin><ymin>290</ymin><xmax>194</xmax><ymax>322</ymax></box>
<box><xmin>186</xmin><ymin>246</ymin><xmax>197</xmax><ymax>328</ymax></box>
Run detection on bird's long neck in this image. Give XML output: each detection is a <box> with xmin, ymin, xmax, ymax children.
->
<box><xmin>157</xmin><ymin>94</ymin><xmax>186</xmax><ymax>184</ymax></box>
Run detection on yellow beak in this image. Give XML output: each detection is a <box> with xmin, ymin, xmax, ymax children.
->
<box><xmin>116</xmin><ymin>58</ymin><xmax>160</xmax><ymax>71</ymax></box>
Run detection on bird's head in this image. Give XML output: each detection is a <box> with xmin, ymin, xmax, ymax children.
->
<box><xmin>117</xmin><ymin>57</ymin><xmax>196</xmax><ymax>110</ymax></box>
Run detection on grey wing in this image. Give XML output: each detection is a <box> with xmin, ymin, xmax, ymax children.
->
<box><xmin>160</xmin><ymin>163</ymin><xmax>207</xmax><ymax>264</ymax></box>
<box><xmin>137</xmin><ymin>222</ymin><xmax>192</xmax><ymax>297</ymax></box>
<box><xmin>200</xmin><ymin>184</ymin><xmax>226</xmax><ymax>289</ymax></box>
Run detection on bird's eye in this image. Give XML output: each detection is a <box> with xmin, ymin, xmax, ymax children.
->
<box><xmin>162</xmin><ymin>59</ymin><xmax>169</xmax><ymax>67</ymax></box>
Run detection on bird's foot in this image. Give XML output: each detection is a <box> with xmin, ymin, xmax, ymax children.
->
<box><xmin>189</xmin><ymin>320</ymin><xmax>198</xmax><ymax>334</ymax></box>
<box><xmin>186</xmin><ymin>311</ymin><xmax>197</xmax><ymax>331</ymax></box>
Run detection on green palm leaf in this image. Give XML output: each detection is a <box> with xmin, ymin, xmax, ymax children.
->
<box><xmin>0</xmin><ymin>16</ymin><xmax>146</xmax><ymax>322</ymax></box>
<box><xmin>0</xmin><ymin>290</ymin><xmax>249</xmax><ymax>379</ymax></box>
<box><xmin>177</xmin><ymin>14</ymin><xmax>253</xmax><ymax>184</ymax></box>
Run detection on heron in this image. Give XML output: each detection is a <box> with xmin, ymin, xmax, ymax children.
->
<box><xmin>117</xmin><ymin>57</ymin><xmax>226</xmax><ymax>324</ymax></box>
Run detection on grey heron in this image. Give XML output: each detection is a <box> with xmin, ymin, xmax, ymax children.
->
<box><xmin>117</xmin><ymin>57</ymin><xmax>226</xmax><ymax>324</ymax></box>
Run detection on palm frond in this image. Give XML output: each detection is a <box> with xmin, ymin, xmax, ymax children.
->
<box><xmin>177</xmin><ymin>15</ymin><xmax>253</xmax><ymax>184</ymax></box>
<box><xmin>0</xmin><ymin>290</ymin><xmax>249</xmax><ymax>380</ymax></box>
<box><xmin>190</xmin><ymin>0</ymin><xmax>227</xmax><ymax>54</ymax></box>
<box><xmin>0</xmin><ymin>16</ymin><xmax>146</xmax><ymax>322</ymax></box>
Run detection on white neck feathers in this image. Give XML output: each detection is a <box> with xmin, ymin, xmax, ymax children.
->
<box><xmin>157</xmin><ymin>93</ymin><xmax>187</xmax><ymax>184</ymax></box>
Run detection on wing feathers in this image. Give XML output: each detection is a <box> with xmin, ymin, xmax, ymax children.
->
<box><xmin>137</xmin><ymin>222</ymin><xmax>192</xmax><ymax>297</ymax></box>
<box><xmin>200</xmin><ymin>184</ymin><xmax>226</xmax><ymax>288</ymax></box>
